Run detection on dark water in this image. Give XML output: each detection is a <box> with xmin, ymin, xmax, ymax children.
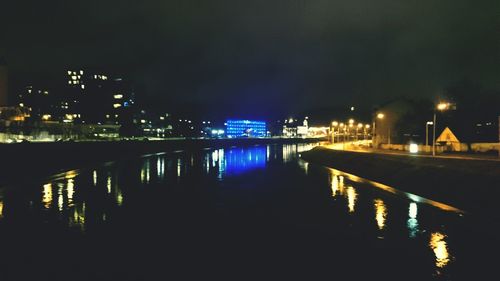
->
<box><xmin>0</xmin><ymin>144</ymin><xmax>497</xmax><ymax>280</ymax></box>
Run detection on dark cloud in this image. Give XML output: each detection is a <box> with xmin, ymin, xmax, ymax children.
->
<box><xmin>1</xmin><ymin>0</ymin><xmax>499</xmax><ymax>118</ymax></box>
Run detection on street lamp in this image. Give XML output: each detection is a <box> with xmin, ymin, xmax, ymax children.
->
<box><xmin>364</xmin><ymin>124</ymin><xmax>370</xmax><ymax>140</ymax></box>
<box><xmin>373</xmin><ymin>113</ymin><xmax>384</xmax><ymax>148</ymax></box>
<box><xmin>425</xmin><ymin>121</ymin><xmax>433</xmax><ymax>147</ymax></box>
<box><xmin>432</xmin><ymin>102</ymin><xmax>450</xmax><ymax>156</ymax></box>
<box><xmin>331</xmin><ymin>121</ymin><xmax>338</xmax><ymax>143</ymax></box>
<box><xmin>356</xmin><ymin>123</ymin><xmax>363</xmax><ymax>141</ymax></box>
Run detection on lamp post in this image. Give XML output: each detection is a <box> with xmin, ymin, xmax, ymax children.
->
<box><xmin>432</xmin><ymin>102</ymin><xmax>450</xmax><ymax>156</ymax></box>
<box><xmin>373</xmin><ymin>113</ymin><xmax>384</xmax><ymax>148</ymax></box>
<box><xmin>356</xmin><ymin>123</ymin><xmax>363</xmax><ymax>141</ymax></box>
<box><xmin>364</xmin><ymin>124</ymin><xmax>370</xmax><ymax>141</ymax></box>
<box><xmin>339</xmin><ymin>123</ymin><xmax>345</xmax><ymax>145</ymax></box>
<box><xmin>348</xmin><ymin>119</ymin><xmax>354</xmax><ymax>143</ymax></box>
<box><xmin>331</xmin><ymin>121</ymin><xmax>338</xmax><ymax>143</ymax></box>
<box><xmin>425</xmin><ymin>121</ymin><xmax>433</xmax><ymax>147</ymax></box>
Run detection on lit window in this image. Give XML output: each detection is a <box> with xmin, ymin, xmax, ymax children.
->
<box><xmin>67</xmin><ymin>71</ymin><xmax>72</xmax><ymax>75</ymax></box>
<box><xmin>113</xmin><ymin>103</ymin><xmax>121</xmax><ymax>108</ymax></box>
<box><xmin>81</xmin><ymin>85</ymin><xmax>85</xmax><ymax>89</ymax></box>
<box><xmin>113</xmin><ymin>94</ymin><xmax>123</xmax><ymax>99</ymax></box>
<box><xmin>80</xmin><ymin>70</ymin><xmax>83</xmax><ymax>75</ymax></box>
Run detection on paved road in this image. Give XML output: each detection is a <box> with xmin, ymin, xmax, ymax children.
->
<box><xmin>323</xmin><ymin>142</ymin><xmax>500</xmax><ymax>162</ymax></box>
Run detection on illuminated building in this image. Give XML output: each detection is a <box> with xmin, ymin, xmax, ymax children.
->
<box><xmin>282</xmin><ymin>117</ymin><xmax>299</xmax><ymax>137</ymax></box>
<box><xmin>225</xmin><ymin>119</ymin><xmax>267</xmax><ymax>138</ymax></box>
<box><xmin>17</xmin><ymin>85</ymin><xmax>52</xmax><ymax>120</ymax></box>
<box><xmin>62</xmin><ymin>69</ymin><xmax>136</xmax><ymax>124</ymax></box>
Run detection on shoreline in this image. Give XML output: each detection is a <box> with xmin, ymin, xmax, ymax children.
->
<box><xmin>0</xmin><ymin>138</ymin><xmax>323</xmax><ymax>187</ymax></box>
<box><xmin>301</xmin><ymin>146</ymin><xmax>500</xmax><ymax>218</ymax></box>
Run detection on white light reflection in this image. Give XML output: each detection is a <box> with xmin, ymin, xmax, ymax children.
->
<box><xmin>298</xmin><ymin>160</ymin><xmax>309</xmax><ymax>174</ymax></box>
<box><xmin>157</xmin><ymin>157</ymin><xmax>165</xmax><ymax>180</ymax></box>
<box><xmin>217</xmin><ymin>149</ymin><xmax>225</xmax><ymax>179</ymax></box>
<box><xmin>429</xmin><ymin>232</ymin><xmax>450</xmax><ymax>269</ymax></box>
<box><xmin>67</xmin><ymin>179</ymin><xmax>75</xmax><ymax>207</ymax></box>
<box><xmin>177</xmin><ymin>158</ymin><xmax>182</xmax><ymax>178</ymax></box>
<box><xmin>374</xmin><ymin>199</ymin><xmax>387</xmax><ymax>230</ymax></box>
<box><xmin>407</xmin><ymin>202</ymin><xmax>419</xmax><ymax>238</ymax></box>
<box><xmin>331</xmin><ymin>175</ymin><xmax>339</xmax><ymax>196</ymax></box>
<box><xmin>93</xmin><ymin>170</ymin><xmax>97</xmax><ymax>186</ymax></box>
<box><xmin>212</xmin><ymin>150</ymin><xmax>218</xmax><ymax>167</ymax></box>
<box><xmin>70</xmin><ymin>203</ymin><xmax>85</xmax><ymax>231</ymax></box>
<box><xmin>42</xmin><ymin>183</ymin><xmax>53</xmax><ymax>209</ymax></box>
<box><xmin>116</xmin><ymin>190</ymin><xmax>123</xmax><ymax>206</ymax></box>
<box><xmin>205</xmin><ymin>155</ymin><xmax>210</xmax><ymax>174</ymax></box>
<box><xmin>107</xmin><ymin>174</ymin><xmax>112</xmax><ymax>194</ymax></box>
<box><xmin>57</xmin><ymin>185</ymin><xmax>64</xmax><ymax>211</ymax></box>
<box><xmin>346</xmin><ymin>186</ymin><xmax>357</xmax><ymax>213</ymax></box>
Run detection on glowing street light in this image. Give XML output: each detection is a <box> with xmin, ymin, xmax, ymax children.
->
<box><xmin>373</xmin><ymin>113</ymin><xmax>386</xmax><ymax>147</ymax></box>
<box><xmin>425</xmin><ymin>121</ymin><xmax>434</xmax><ymax>147</ymax></box>
<box><xmin>432</xmin><ymin>102</ymin><xmax>451</xmax><ymax>156</ymax></box>
<box><xmin>364</xmin><ymin>124</ymin><xmax>370</xmax><ymax>140</ymax></box>
<box><xmin>331</xmin><ymin>121</ymin><xmax>339</xmax><ymax>143</ymax></box>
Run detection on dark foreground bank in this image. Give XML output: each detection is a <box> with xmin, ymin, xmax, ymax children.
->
<box><xmin>0</xmin><ymin>138</ymin><xmax>323</xmax><ymax>187</ymax></box>
<box><xmin>301</xmin><ymin>146</ymin><xmax>500</xmax><ymax>218</ymax></box>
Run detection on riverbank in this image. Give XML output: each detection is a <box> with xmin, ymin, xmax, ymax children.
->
<box><xmin>301</xmin><ymin>146</ymin><xmax>500</xmax><ymax>217</ymax></box>
<box><xmin>0</xmin><ymin>138</ymin><xmax>323</xmax><ymax>187</ymax></box>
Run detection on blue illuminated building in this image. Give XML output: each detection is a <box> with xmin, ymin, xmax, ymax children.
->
<box><xmin>225</xmin><ymin>120</ymin><xmax>267</xmax><ymax>138</ymax></box>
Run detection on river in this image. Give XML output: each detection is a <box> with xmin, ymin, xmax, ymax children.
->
<box><xmin>0</xmin><ymin>144</ymin><xmax>496</xmax><ymax>280</ymax></box>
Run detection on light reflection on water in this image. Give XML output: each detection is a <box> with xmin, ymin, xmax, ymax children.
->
<box><xmin>326</xmin><ymin>168</ymin><xmax>455</xmax><ymax>273</ymax></box>
<box><xmin>430</xmin><ymin>232</ymin><xmax>451</xmax><ymax>269</ymax></box>
<box><xmin>0</xmin><ymin>142</ymin><xmax>460</xmax><ymax>277</ymax></box>
<box><xmin>374</xmin><ymin>199</ymin><xmax>388</xmax><ymax>230</ymax></box>
<box><xmin>408</xmin><ymin>202</ymin><xmax>419</xmax><ymax>238</ymax></box>
<box><xmin>346</xmin><ymin>186</ymin><xmax>357</xmax><ymax>213</ymax></box>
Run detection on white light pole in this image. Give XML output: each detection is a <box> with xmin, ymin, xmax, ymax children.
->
<box><xmin>425</xmin><ymin>121</ymin><xmax>433</xmax><ymax>147</ymax></box>
<box><xmin>331</xmin><ymin>121</ymin><xmax>338</xmax><ymax>144</ymax></box>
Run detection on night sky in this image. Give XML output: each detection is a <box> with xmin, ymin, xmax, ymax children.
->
<box><xmin>1</xmin><ymin>0</ymin><xmax>499</xmax><ymax>119</ymax></box>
